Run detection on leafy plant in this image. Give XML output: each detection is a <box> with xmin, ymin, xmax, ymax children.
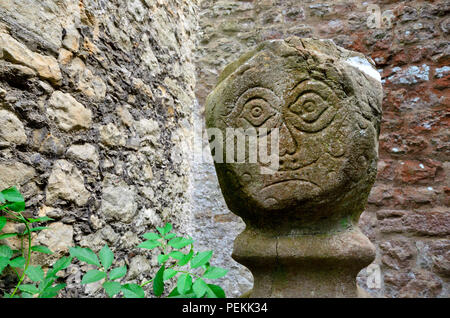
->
<box><xmin>0</xmin><ymin>186</ymin><xmax>69</xmax><ymax>298</ymax></box>
<box><xmin>70</xmin><ymin>222</ymin><xmax>228</xmax><ymax>298</ymax></box>
<box><xmin>1</xmin><ymin>186</ymin><xmax>228</xmax><ymax>298</ymax></box>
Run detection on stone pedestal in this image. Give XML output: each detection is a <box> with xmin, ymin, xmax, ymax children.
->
<box><xmin>205</xmin><ymin>37</ymin><xmax>382</xmax><ymax>298</ymax></box>
<box><xmin>233</xmin><ymin>226</ymin><xmax>375</xmax><ymax>297</ymax></box>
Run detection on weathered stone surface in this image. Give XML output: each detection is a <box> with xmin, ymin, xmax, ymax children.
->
<box><xmin>0</xmin><ymin>32</ymin><xmax>62</xmax><ymax>85</ymax></box>
<box><xmin>66</xmin><ymin>143</ymin><xmax>99</xmax><ymax>168</ymax></box>
<box><xmin>206</xmin><ymin>37</ymin><xmax>382</xmax><ymax>297</ymax></box>
<box><xmin>99</xmin><ymin>123</ymin><xmax>126</xmax><ymax>147</ymax></box>
<box><xmin>0</xmin><ymin>161</ymin><xmax>35</xmax><ymax>190</ymax></box>
<box><xmin>47</xmin><ymin>91</ymin><xmax>92</xmax><ymax>131</ymax></box>
<box><xmin>100</xmin><ymin>185</ymin><xmax>137</xmax><ymax>223</ymax></box>
<box><xmin>33</xmin><ymin>222</ymin><xmax>74</xmax><ymax>265</ymax></box>
<box><xmin>45</xmin><ymin>160</ymin><xmax>90</xmax><ymax>206</ymax></box>
<box><xmin>0</xmin><ymin>109</ymin><xmax>27</xmax><ymax>146</ymax></box>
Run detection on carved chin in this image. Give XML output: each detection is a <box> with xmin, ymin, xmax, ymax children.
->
<box><xmin>257</xmin><ymin>179</ymin><xmax>322</xmax><ymax>210</ymax></box>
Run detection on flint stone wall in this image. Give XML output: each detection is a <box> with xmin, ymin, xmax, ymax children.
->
<box><xmin>0</xmin><ymin>0</ymin><xmax>199</xmax><ymax>297</ymax></box>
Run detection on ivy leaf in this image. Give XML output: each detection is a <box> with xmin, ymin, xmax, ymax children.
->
<box><xmin>1</xmin><ymin>187</ymin><xmax>24</xmax><ymax>203</ymax></box>
<box><xmin>163</xmin><ymin>268</ymin><xmax>178</xmax><ymax>281</ymax></box>
<box><xmin>158</xmin><ymin>254</ymin><xmax>169</xmax><ymax>264</ymax></box>
<box><xmin>168</xmin><ymin>237</ymin><xmax>193</xmax><ymax>249</ymax></box>
<box><xmin>142</xmin><ymin>232</ymin><xmax>161</xmax><ymax>240</ymax></box>
<box><xmin>31</xmin><ymin>245</ymin><xmax>53</xmax><ymax>255</ymax></box>
<box><xmin>25</xmin><ymin>265</ymin><xmax>44</xmax><ymax>282</ymax></box>
<box><xmin>205</xmin><ymin>284</ymin><xmax>226</xmax><ymax>298</ymax></box>
<box><xmin>69</xmin><ymin>246</ymin><xmax>100</xmax><ymax>266</ymax></box>
<box><xmin>177</xmin><ymin>273</ymin><xmax>192</xmax><ymax>295</ymax></box>
<box><xmin>103</xmin><ymin>281</ymin><xmax>122</xmax><ymax>298</ymax></box>
<box><xmin>109</xmin><ymin>266</ymin><xmax>127</xmax><ymax>280</ymax></box>
<box><xmin>153</xmin><ymin>265</ymin><xmax>165</xmax><ymax>297</ymax></box>
<box><xmin>99</xmin><ymin>245</ymin><xmax>114</xmax><ymax>270</ymax></box>
<box><xmin>9</xmin><ymin>256</ymin><xmax>26</xmax><ymax>268</ymax></box>
<box><xmin>81</xmin><ymin>270</ymin><xmax>106</xmax><ymax>284</ymax></box>
<box><xmin>0</xmin><ymin>216</ymin><xmax>6</xmax><ymax>231</ymax></box>
<box><xmin>121</xmin><ymin>284</ymin><xmax>145</xmax><ymax>298</ymax></box>
<box><xmin>137</xmin><ymin>240</ymin><xmax>161</xmax><ymax>250</ymax></box>
<box><xmin>19</xmin><ymin>284</ymin><xmax>39</xmax><ymax>294</ymax></box>
<box><xmin>193</xmin><ymin>278</ymin><xmax>208</xmax><ymax>298</ymax></box>
<box><xmin>190</xmin><ymin>251</ymin><xmax>213</xmax><ymax>269</ymax></box>
<box><xmin>203</xmin><ymin>266</ymin><xmax>229</xmax><ymax>279</ymax></box>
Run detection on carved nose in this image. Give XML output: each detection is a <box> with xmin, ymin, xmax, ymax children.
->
<box><xmin>279</xmin><ymin>123</ymin><xmax>296</xmax><ymax>156</ymax></box>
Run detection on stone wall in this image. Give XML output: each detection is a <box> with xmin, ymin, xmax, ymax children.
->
<box><xmin>194</xmin><ymin>0</ymin><xmax>449</xmax><ymax>298</ymax></box>
<box><xmin>0</xmin><ymin>0</ymin><xmax>199</xmax><ymax>297</ymax></box>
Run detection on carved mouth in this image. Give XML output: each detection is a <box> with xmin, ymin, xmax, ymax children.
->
<box><xmin>262</xmin><ymin>170</ymin><xmax>321</xmax><ymax>190</ymax></box>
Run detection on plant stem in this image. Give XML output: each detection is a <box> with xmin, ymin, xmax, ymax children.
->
<box><xmin>10</xmin><ymin>221</ymin><xmax>32</xmax><ymax>298</ymax></box>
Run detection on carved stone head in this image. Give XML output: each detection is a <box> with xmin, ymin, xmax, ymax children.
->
<box><xmin>205</xmin><ymin>37</ymin><xmax>382</xmax><ymax>232</ymax></box>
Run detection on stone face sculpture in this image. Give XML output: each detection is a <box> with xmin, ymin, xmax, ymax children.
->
<box><xmin>205</xmin><ymin>37</ymin><xmax>383</xmax><ymax>297</ymax></box>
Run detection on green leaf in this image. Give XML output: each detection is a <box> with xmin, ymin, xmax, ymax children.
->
<box><xmin>0</xmin><ymin>256</ymin><xmax>10</xmax><ymax>273</ymax></box>
<box><xmin>19</xmin><ymin>284</ymin><xmax>39</xmax><ymax>294</ymax></box>
<box><xmin>103</xmin><ymin>281</ymin><xmax>122</xmax><ymax>297</ymax></box>
<box><xmin>137</xmin><ymin>240</ymin><xmax>161</xmax><ymax>250</ymax></box>
<box><xmin>203</xmin><ymin>266</ymin><xmax>229</xmax><ymax>279</ymax></box>
<box><xmin>205</xmin><ymin>284</ymin><xmax>226</xmax><ymax>298</ymax></box>
<box><xmin>158</xmin><ymin>254</ymin><xmax>169</xmax><ymax>264</ymax></box>
<box><xmin>82</xmin><ymin>270</ymin><xmax>106</xmax><ymax>284</ymax></box>
<box><xmin>27</xmin><ymin>216</ymin><xmax>54</xmax><ymax>223</ymax></box>
<box><xmin>31</xmin><ymin>245</ymin><xmax>53</xmax><ymax>254</ymax></box>
<box><xmin>0</xmin><ymin>245</ymin><xmax>13</xmax><ymax>259</ymax></box>
<box><xmin>163</xmin><ymin>268</ymin><xmax>178</xmax><ymax>281</ymax></box>
<box><xmin>47</xmin><ymin>257</ymin><xmax>72</xmax><ymax>277</ymax></box>
<box><xmin>178</xmin><ymin>249</ymin><xmax>194</xmax><ymax>266</ymax></box>
<box><xmin>168</xmin><ymin>237</ymin><xmax>194</xmax><ymax>249</ymax></box>
<box><xmin>121</xmin><ymin>284</ymin><xmax>145</xmax><ymax>298</ymax></box>
<box><xmin>0</xmin><ymin>233</ymin><xmax>18</xmax><ymax>240</ymax></box>
<box><xmin>20</xmin><ymin>292</ymin><xmax>34</xmax><ymax>298</ymax></box>
<box><xmin>1</xmin><ymin>187</ymin><xmax>24</xmax><ymax>203</ymax></box>
<box><xmin>0</xmin><ymin>192</ymin><xmax>5</xmax><ymax>204</ymax></box>
<box><xmin>157</xmin><ymin>223</ymin><xmax>172</xmax><ymax>236</ymax></box>
<box><xmin>169</xmin><ymin>251</ymin><xmax>184</xmax><ymax>260</ymax></box>
<box><xmin>69</xmin><ymin>246</ymin><xmax>100</xmax><ymax>266</ymax></box>
<box><xmin>190</xmin><ymin>250</ymin><xmax>213</xmax><ymax>269</ymax></box>
<box><xmin>9</xmin><ymin>256</ymin><xmax>25</xmax><ymax>268</ymax></box>
<box><xmin>109</xmin><ymin>266</ymin><xmax>127</xmax><ymax>280</ymax></box>
<box><xmin>177</xmin><ymin>273</ymin><xmax>192</xmax><ymax>295</ymax></box>
<box><xmin>164</xmin><ymin>233</ymin><xmax>176</xmax><ymax>240</ymax></box>
<box><xmin>4</xmin><ymin>201</ymin><xmax>25</xmax><ymax>212</ymax></box>
<box><xmin>168</xmin><ymin>287</ymin><xmax>196</xmax><ymax>298</ymax></box>
<box><xmin>153</xmin><ymin>265</ymin><xmax>165</xmax><ymax>297</ymax></box>
<box><xmin>142</xmin><ymin>232</ymin><xmax>161</xmax><ymax>240</ymax></box>
<box><xmin>23</xmin><ymin>226</ymin><xmax>49</xmax><ymax>235</ymax></box>
<box><xmin>193</xmin><ymin>278</ymin><xmax>208</xmax><ymax>298</ymax></box>
<box><xmin>0</xmin><ymin>216</ymin><xmax>6</xmax><ymax>231</ymax></box>
<box><xmin>39</xmin><ymin>283</ymin><xmax>66</xmax><ymax>298</ymax></box>
<box><xmin>25</xmin><ymin>265</ymin><xmax>44</xmax><ymax>282</ymax></box>
<box><xmin>99</xmin><ymin>245</ymin><xmax>114</xmax><ymax>270</ymax></box>
<box><xmin>39</xmin><ymin>276</ymin><xmax>56</xmax><ymax>292</ymax></box>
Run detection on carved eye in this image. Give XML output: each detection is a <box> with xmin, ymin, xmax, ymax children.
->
<box><xmin>284</xmin><ymin>79</ymin><xmax>340</xmax><ymax>132</ymax></box>
<box><xmin>226</xmin><ymin>87</ymin><xmax>281</xmax><ymax>131</ymax></box>
<box><xmin>242</xmin><ymin>99</ymin><xmax>276</xmax><ymax>127</ymax></box>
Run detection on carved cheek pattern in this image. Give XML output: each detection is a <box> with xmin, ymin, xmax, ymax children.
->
<box><xmin>226</xmin><ymin>87</ymin><xmax>281</xmax><ymax>131</ymax></box>
<box><xmin>284</xmin><ymin>79</ymin><xmax>340</xmax><ymax>133</ymax></box>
